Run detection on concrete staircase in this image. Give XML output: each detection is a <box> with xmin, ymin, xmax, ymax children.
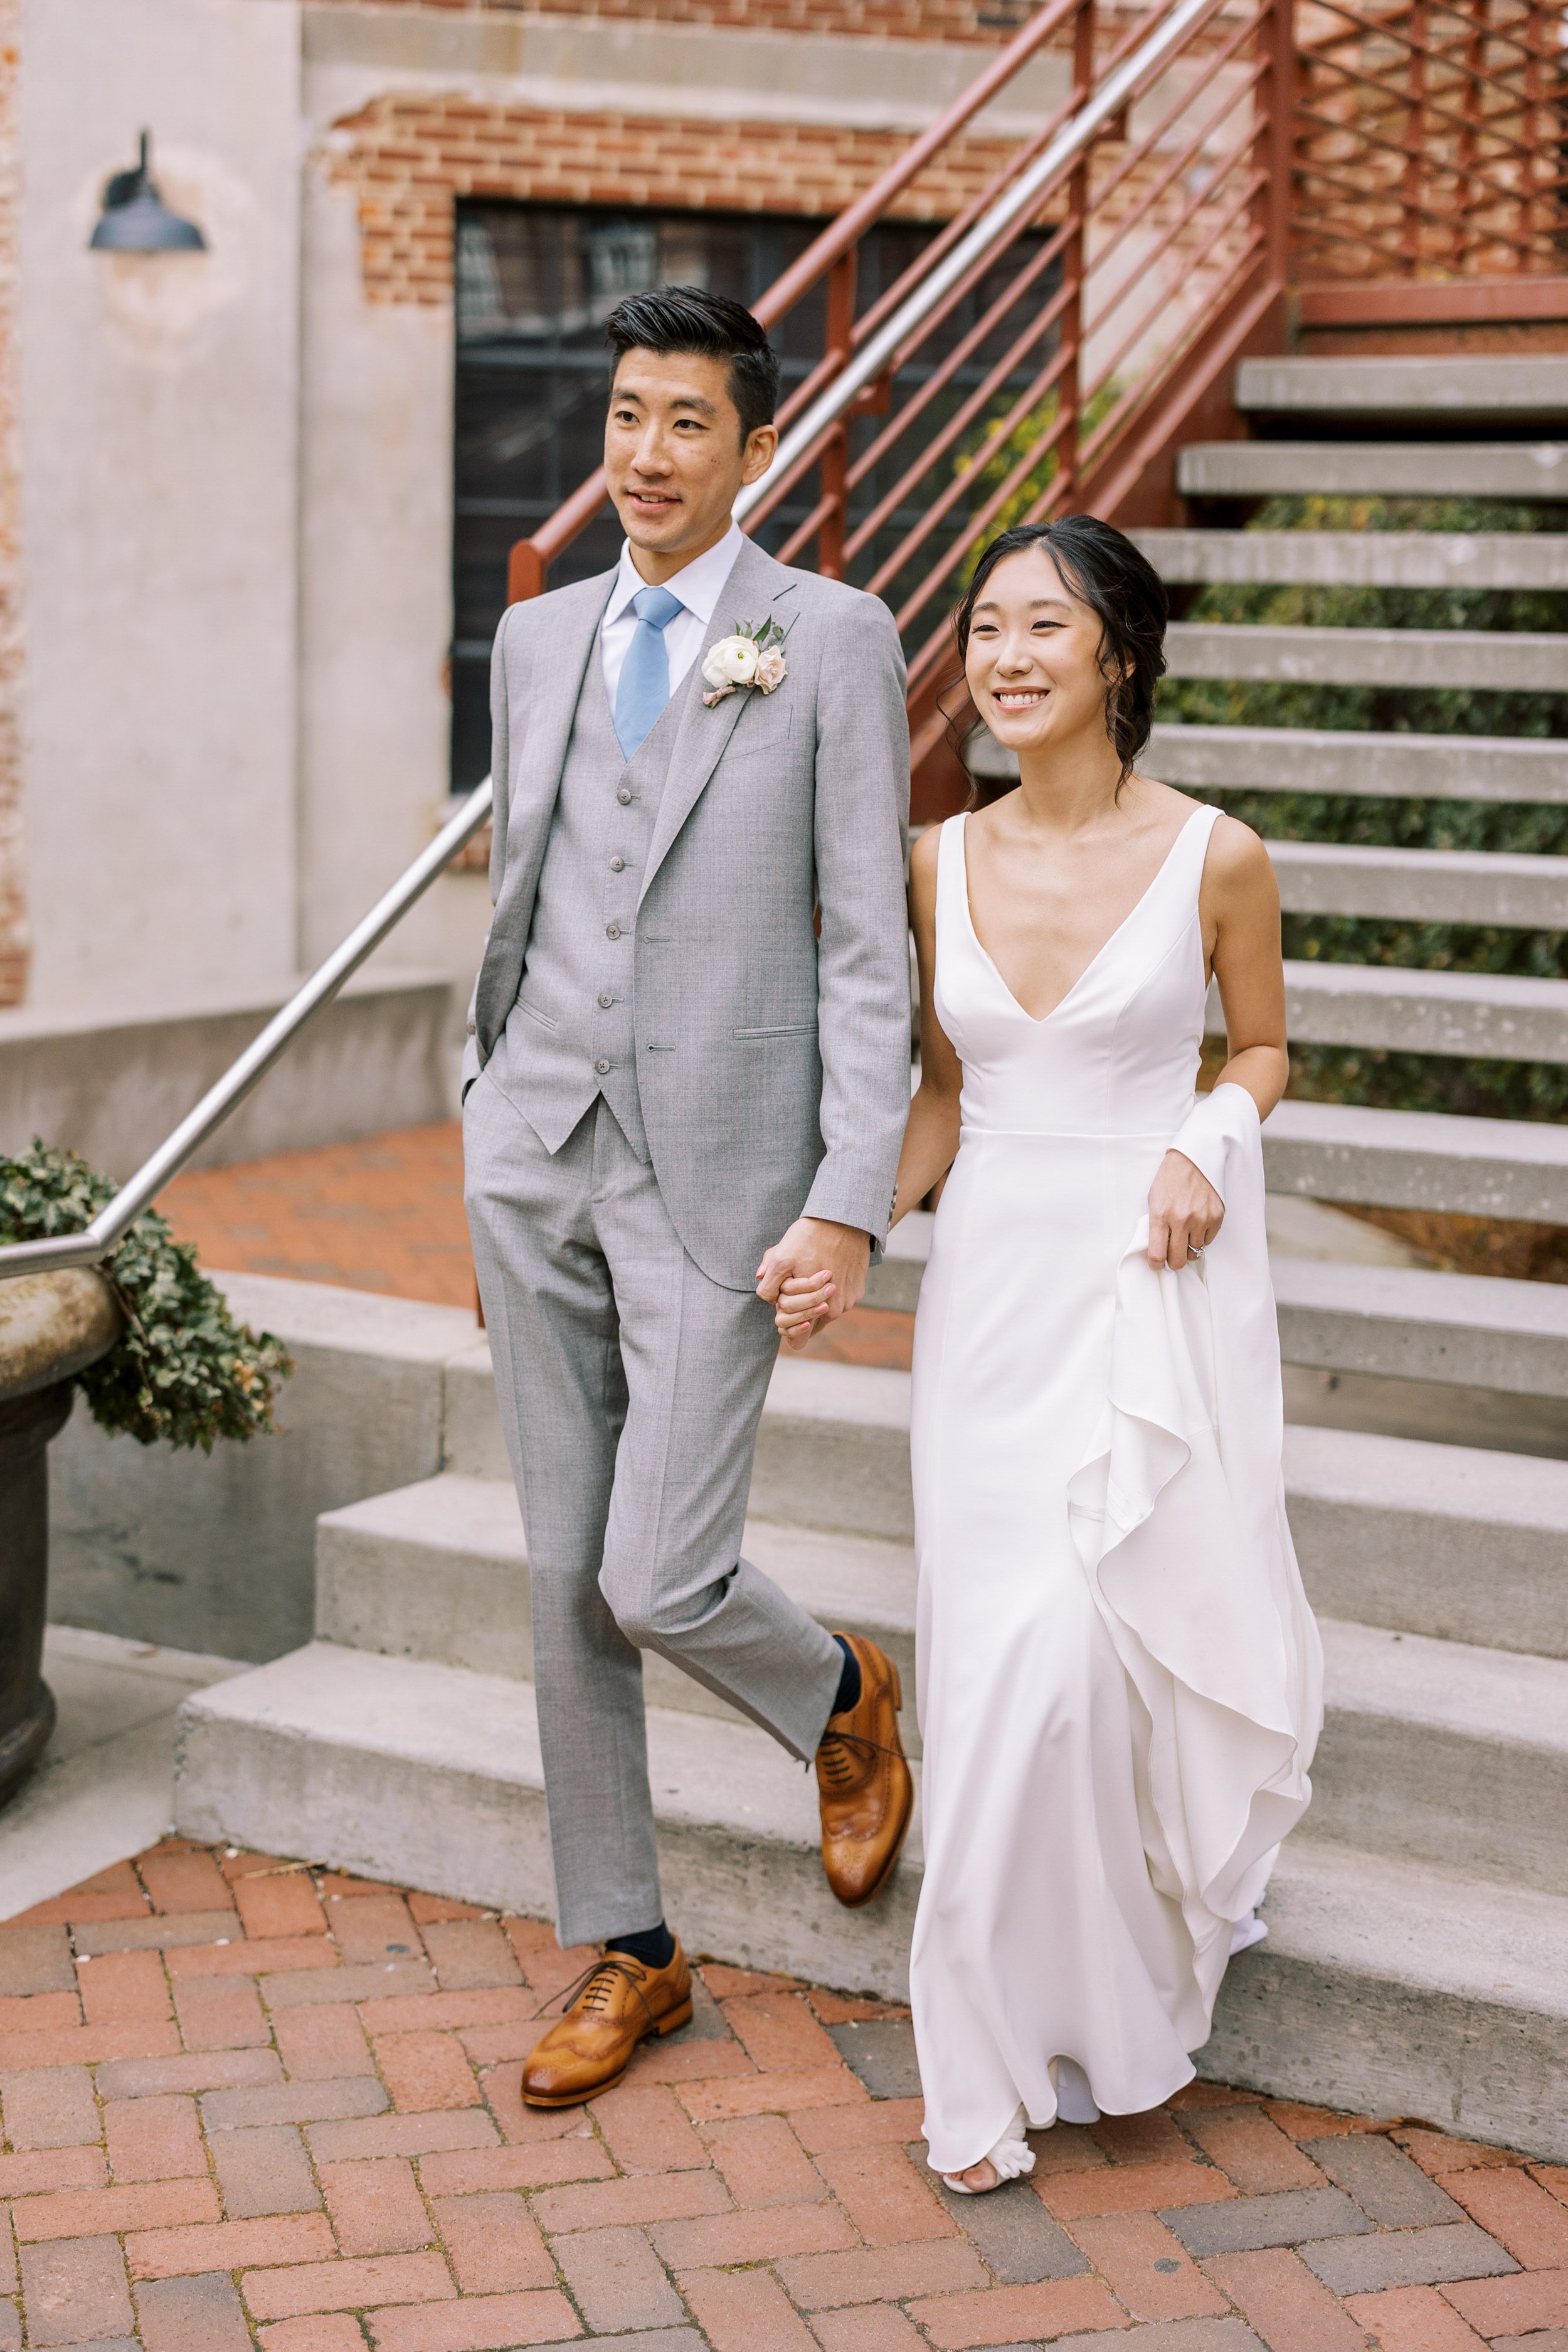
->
<box><xmin>174</xmin><ymin>351</ymin><xmax>1568</xmax><ymax>2158</ymax></box>
<box><xmin>175</xmin><ymin>1308</ymin><xmax>1568</xmax><ymax>2160</ymax></box>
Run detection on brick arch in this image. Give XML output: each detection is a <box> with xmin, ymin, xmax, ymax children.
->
<box><xmin>322</xmin><ymin>93</ymin><xmax>1021</xmax><ymax>305</ymax></box>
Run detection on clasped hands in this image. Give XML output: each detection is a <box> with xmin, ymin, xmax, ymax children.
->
<box><xmin>757</xmin><ymin>1217</ymin><xmax>870</xmax><ymax>1352</ymax></box>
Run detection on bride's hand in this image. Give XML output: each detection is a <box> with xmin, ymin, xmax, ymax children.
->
<box><xmin>774</xmin><ymin>1269</ymin><xmax>834</xmax><ymax>1350</ymax></box>
<box><xmin>1147</xmin><ymin>1149</ymin><xmax>1223</xmax><ymax>1270</ymax></box>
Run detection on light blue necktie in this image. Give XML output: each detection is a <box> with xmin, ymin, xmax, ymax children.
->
<box><xmin>613</xmin><ymin>583</ymin><xmax>686</xmax><ymax>761</ymax></box>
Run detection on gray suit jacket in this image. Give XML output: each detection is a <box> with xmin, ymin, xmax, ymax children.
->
<box><xmin>463</xmin><ymin>534</ymin><xmax>911</xmax><ymax>1291</ymax></box>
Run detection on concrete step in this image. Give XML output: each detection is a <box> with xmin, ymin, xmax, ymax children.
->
<box><xmin>756</xmin><ymin>1349</ymin><xmax>1568</xmax><ymax>1616</ymax></box>
<box><xmin>1269</xmin><ymin>839</ymin><xmax>1568</xmax><ymax>927</ymax></box>
<box><xmin>172</xmin><ymin>1643</ymin><xmax>1568</xmax><ymax>2156</ymax></box>
<box><xmin>1203</xmin><ymin>1838</ymin><xmax>1568</xmax><ymax>2159</ymax></box>
<box><xmin>1142</xmin><ymin>721</ymin><xmax>1568</xmax><ymax>804</ymax></box>
<box><xmin>1313</xmin><ymin>1618</ymin><xmax>1568</xmax><ymax>1894</ymax></box>
<box><xmin>1283</xmin><ymin>1424</ymin><xmax>1568</xmax><ymax>1660</ymax></box>
<box><xmin>1274</xmin><ymin>1253</ymin><xmax>1568</xmax><ymax>1397</ymax></box>
<box><xmin>1167</xmin><ymin>620</ymin><xmax>1566</xmax><ymax>692</ymax></box>
<box><xmin>174</xmin><ymin>1640</ymin><xmax>922</xmax><ymax>2000</ymax></box>
<box><xmin>349</xmin><ymin>1408</ymin><xmax>1568</xmax><ymax>1667</ymax></box>
<box><xmin>1226</xmin><ymin>956</ymin><xmax>1568</xmax><ymax>1064</ymax></box>
<box><xmin>1263</xmin><ymin>1096</ymin><xmax>1568</xmax><ymax>1224</ymax></box>
<box><xmin>1178</xmin><ymin>438</ymin><xmax>1568</xmax><ymax>502</ymax></box>
<box><xmin>972</xmin><ymin>719</ymin><xmax>1568</xmax><ymax>803</ymax></box>
<box><xmin>1235</xmin><ymin>353</ymin><xmax>1568</xmax><ymax>425</ymax></box>
<box><xmin>314</xmin><ymin>1473</ymin><xmax>919</xmax><ymax>1742</ymax></box>
<box><xmin>1136</xmin><ymin>527</ymin><xmax>1568</xmax><ymax>591</ymax></box>
<box><xmin>317</xmin><ymin>1465</ymin><xmax>1568</xmax><ymax>1891</ymax></box>
<box><xmin>750</xmin><ymin>1356</ymin><xmax>916</xmax><ymax>1543</ymax></box>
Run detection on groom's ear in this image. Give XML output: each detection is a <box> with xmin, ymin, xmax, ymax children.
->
<box><xmin>740</xmin><ymin>421</ymin><xmax>779</xmax><ymax>486</ymax></box>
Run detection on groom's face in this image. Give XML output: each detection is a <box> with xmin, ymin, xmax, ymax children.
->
<box><xmin>605</xmin><ymin>349</ymin><xmax>776</xmax><ymax>575</ymax></box>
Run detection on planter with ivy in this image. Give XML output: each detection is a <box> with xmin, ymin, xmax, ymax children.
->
<box><xmin>0</xmin><ymin>1145</ymin><xmax>290</xmax><ymax>1806</ymax></box>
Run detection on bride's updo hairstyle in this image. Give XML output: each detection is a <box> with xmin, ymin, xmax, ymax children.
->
<box><xmin>952</xmin><ymin>516</ymin><xmax>1169</xmax><ymax>806</ymax></box>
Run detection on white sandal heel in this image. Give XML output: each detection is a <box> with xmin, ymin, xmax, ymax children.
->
<box><xmin>935</xmin><ymin>2104</ymin><xmax>1036</xmax><ymax>2194</ymax></box>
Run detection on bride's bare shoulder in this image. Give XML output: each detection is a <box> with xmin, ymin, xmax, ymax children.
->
<box><xmin>1204</xmin><ymin>807</ymin><xmax>1276</xmax><ymax>893</ymax></box>
<box><xmin>910</xmin><ymin>822</ymin><xmax>945</xmax><ymax>881</ymax></box>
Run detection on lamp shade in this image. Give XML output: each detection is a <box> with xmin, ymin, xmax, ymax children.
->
<box><xmin>90</xmin><ymin>132</ymin><xmax>204</xmax><ymax>253</ymax></box>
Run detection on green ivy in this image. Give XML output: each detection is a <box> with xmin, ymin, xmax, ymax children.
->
<box><xmin>1156</xmin><ymin>495</ymin><xmax>1568</xmax><ymax>1121</ymax></box>
<box><xmin>0</xmin><ymin>1141</ymin><xmax>292</xmax><ymax>1451</ymax></box>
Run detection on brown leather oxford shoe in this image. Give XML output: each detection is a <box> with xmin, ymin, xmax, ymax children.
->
<box><xmin>521</xmin><ymin>1941</ymin><xmax>694</xmax><ymax>2108</ymax></box>
<box><xmin>816</xmin><ymin>1632</ymin><xmax>914</xmax><ymax>1908</ymax></box>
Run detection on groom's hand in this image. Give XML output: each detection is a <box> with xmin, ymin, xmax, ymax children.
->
<box><xmin>756</xmin><ymin>1218</ymin><xmax>871</xmax><ymax>1342</ymax></box>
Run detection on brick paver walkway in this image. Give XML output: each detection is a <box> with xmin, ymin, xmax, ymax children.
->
<box><xmin>159</xmin><ymin>1128</ymin><xmax>474</xmax><ymax>1311</ymax></box>
<box><xmin>2</xmin><ymin>1842</ymin><xmax>1564</xmax><ymax>2349</ymax></box>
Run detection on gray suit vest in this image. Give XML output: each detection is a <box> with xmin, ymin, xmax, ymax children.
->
<box><xmin>487</xmin><ymin>649</ymin><xmax>693</xmax><ymax>1161</ymax></box>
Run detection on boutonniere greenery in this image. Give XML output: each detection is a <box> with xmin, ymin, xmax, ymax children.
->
<box><xmin>701</xmin><ymin>616</ymin><xmax>788</xmax><ymax>707</ymax></box>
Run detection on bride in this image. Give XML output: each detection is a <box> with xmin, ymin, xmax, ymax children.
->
<box><xmin>780</xmin><ymin>514</ymin><xmax>1323</xmax><ymax>2195</ymax></box>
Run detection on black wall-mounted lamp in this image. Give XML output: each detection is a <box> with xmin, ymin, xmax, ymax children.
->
<box><xmin>89</xmin><ymin>131</ymin><xmax>205</xmax><ymax>252</ymax></box>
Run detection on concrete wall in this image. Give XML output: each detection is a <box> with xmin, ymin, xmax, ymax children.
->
<box><xmin>294</xmin><ymin>125</ymin><xmax>489</xmax><ymax>991</ymax></box>
<box><xmin>48</xmin><ymin>1272</ymin><xmax>484</xmax><ymax>1662</ymax></box>
<box><xmin>0</xmin><ymin>969</ymin><xmax>457</xmax><ymax>1177</ymax></box>
<box><xmin>21</xmin><ymin>0</ymin><xmax>302</xmax><ymax>1014</ymax></box>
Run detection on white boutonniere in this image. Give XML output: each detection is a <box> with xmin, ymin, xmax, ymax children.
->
<box><xmin>701</xmin><ymin>617</ymin><xmax>788</xmax><ymax>707</ymax></box>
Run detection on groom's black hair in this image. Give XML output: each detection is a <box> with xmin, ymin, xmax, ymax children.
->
<box><xmin>604</xmin><ymin>286</ymin><xmax>781</xmax><ymax>448</ymax></box>
<box><xmin>949</xmin><ymin>516</ymin><xmax>1170</xmax><ymax>803</ymax></box>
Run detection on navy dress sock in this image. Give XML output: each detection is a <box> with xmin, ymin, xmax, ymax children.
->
<box><xmin>831</xmin><ymin>1633</ymin><xmax>862</xmax><ymax>1717</ymax></box>
<box><xmin>605</xmin><ymin>1922</ymin><xmax>676</xmax><ymax>1971</ymax></box>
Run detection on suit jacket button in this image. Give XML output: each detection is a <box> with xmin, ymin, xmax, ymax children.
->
<box><xmin>617</xmin><ymin>787</ymin><xmax>633</xmax><ymax>805</ymax></box>
<box><xmin>606</xmin><ymin>924</ymin><xmax>621</xmax><ymax>940</ymax></box>
<box><xmin>598</xmin><ymin>993</ymin><xmax>613</xmax><ymax>1009</ymax></box>
<box><xmin>610</xmin><ymin>856</ymin><xmax>626</xmax><ymax>872</ymax></box>
<box><xmin>595</xmin><ymin>1058</ymin><xmax>612</xmax><ymax>1075</ymax></box>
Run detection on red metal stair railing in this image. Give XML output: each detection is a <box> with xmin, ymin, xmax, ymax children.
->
<box><xmin>507</xmin><ymin>0</ymin><xmax>1298</xmax><ymax>817</ymax></box>
<box><xmin>504</xmin><ymin>0</ymin><xmax>1096</xmax><ymax>607</ymax></box>
<box><xmin>1292</xmin><ymin>0</ymin><xmax>1568</xmax><ymax>327</ymax></box>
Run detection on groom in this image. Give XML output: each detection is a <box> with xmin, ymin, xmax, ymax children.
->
<box><xmin>462</xmin><ymin>285</ymin><xmax>913</xmax><ymax>2107</ymax></box>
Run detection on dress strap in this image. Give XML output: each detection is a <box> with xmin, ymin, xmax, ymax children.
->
<box><xmin>1173</xmin><ymin>800</ymin><xmax>1222</xmax><ymax>888</ymax></box>
<box><xmin>933</xmin><ymin>812</ymin><xmax>969</xmax><ymax>942</ymax></box>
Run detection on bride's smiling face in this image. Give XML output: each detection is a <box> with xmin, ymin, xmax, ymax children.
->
<box><xmin>963</xmin><ymin>544</ymin><xmax>1122</xmax><ymax>760</ymax></box>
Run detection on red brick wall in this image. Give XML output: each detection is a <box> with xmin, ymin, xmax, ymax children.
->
<box><xmin>0</xmin><ymin>0</ymin><xmax>23</xmax><ymax>1007</ymax></box>
<box><xmin>326</xmin><ymin>96</ymin><xmax>1021</xmax><ymax>305</ymax></box>
<box><xmin>305</xmin><ymin>0</ymin><xmax>1034</xmax><ymax>45</ymax></box>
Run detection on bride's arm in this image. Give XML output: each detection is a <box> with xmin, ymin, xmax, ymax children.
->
<box><xmin>1203</xmin><ymin>812</ymin><xmax>1290</xmax><ymax>1122</ymax></box>
<box><xmin>1148</xmin><ymin>812</ymin><xmax>1288</xmax><ymax>1271</ymax></box>
<box><xmin>894</xmin><ymin>825</ymin><xmax>962</xmax><ymax>1227</ymax></box>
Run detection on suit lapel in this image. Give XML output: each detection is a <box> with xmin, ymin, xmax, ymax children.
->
<box><xmin>491</xmin><ymin>571</ymin><xmax>614</xmax><ymax>919</ymax></box>
<box><xmin>640</xmin><ymin>537</ymin><xmax>797</xmax><ymax>906</ymax></box>
<box><xmin>477</xmin><ymin>570</ymin><xmax>613</xmax><ymax>1051</ymax></box>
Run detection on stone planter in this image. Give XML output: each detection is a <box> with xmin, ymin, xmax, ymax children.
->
<box><xmin>0</xmin><ymin>1270</ymin><xmax>123</xmax><ymax>1803</ymax></box>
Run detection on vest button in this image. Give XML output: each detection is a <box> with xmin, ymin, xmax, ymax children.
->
<box><xmin>610</xmin><ymin>856</ymin><xmax>625</xmax><ymax>872</ymax></box>
<box><xmin>598</xmin><ymin>992</ymin><xmax>613</xmax><ymax>1009</ymax></box>
<box><xmin>617</xmin><ymin>787</ymin><xmax>633</xmax><ymax>805</ymax></box>
<box><xmin>595</xmin><ymin>1058</ymin><xmax>612</xmax><ymax>1076</ymax></box>
<box><xmin>605</xmin><ymin>924</ymin><xmax>621</xmax><ymax>940</ymax></box>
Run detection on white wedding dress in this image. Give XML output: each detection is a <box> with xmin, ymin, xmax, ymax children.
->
<box><xmin>909</xmin><ymin>804</ymin><xmax>1323</xmax><ymax>2177</ymax></box>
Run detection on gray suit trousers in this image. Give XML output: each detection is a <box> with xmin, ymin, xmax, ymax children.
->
<box><xmin>464</xmin><ymin>1079</ymin><xmax>845</xmax><ymax>1947</ymax></box>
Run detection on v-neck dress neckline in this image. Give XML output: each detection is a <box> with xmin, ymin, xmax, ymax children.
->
<box><xmin>955</xmin><ymin>804</ymin><xmax>1209</xmax><ymax>1029</ymax></box>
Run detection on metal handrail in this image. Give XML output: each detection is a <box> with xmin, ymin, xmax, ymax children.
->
<box><xmin>0</xmin><ymin>781</ymin><xmax>494</xmax><ymax>1281</ymax></box>
<box><xmin>728</xmin><ymin>0</ymin><xmax>1218</xmax><ymax>529</ymax></box>
<box><xmin>0</xmin><ymin>0</ymin><xmax>1213</xmax><ymax>1285</ymax></box>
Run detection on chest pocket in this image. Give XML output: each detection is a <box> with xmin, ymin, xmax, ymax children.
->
<box><xmin>723</xmin><ymin>704</ymin><xmax>795</xmax><ymax>768</ymax></box>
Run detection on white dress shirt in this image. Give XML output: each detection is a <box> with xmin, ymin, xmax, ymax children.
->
<box><xmin>599</xmin><ymin>521</ymin><xmax>746</xmax><ymax>710</ymax></box>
